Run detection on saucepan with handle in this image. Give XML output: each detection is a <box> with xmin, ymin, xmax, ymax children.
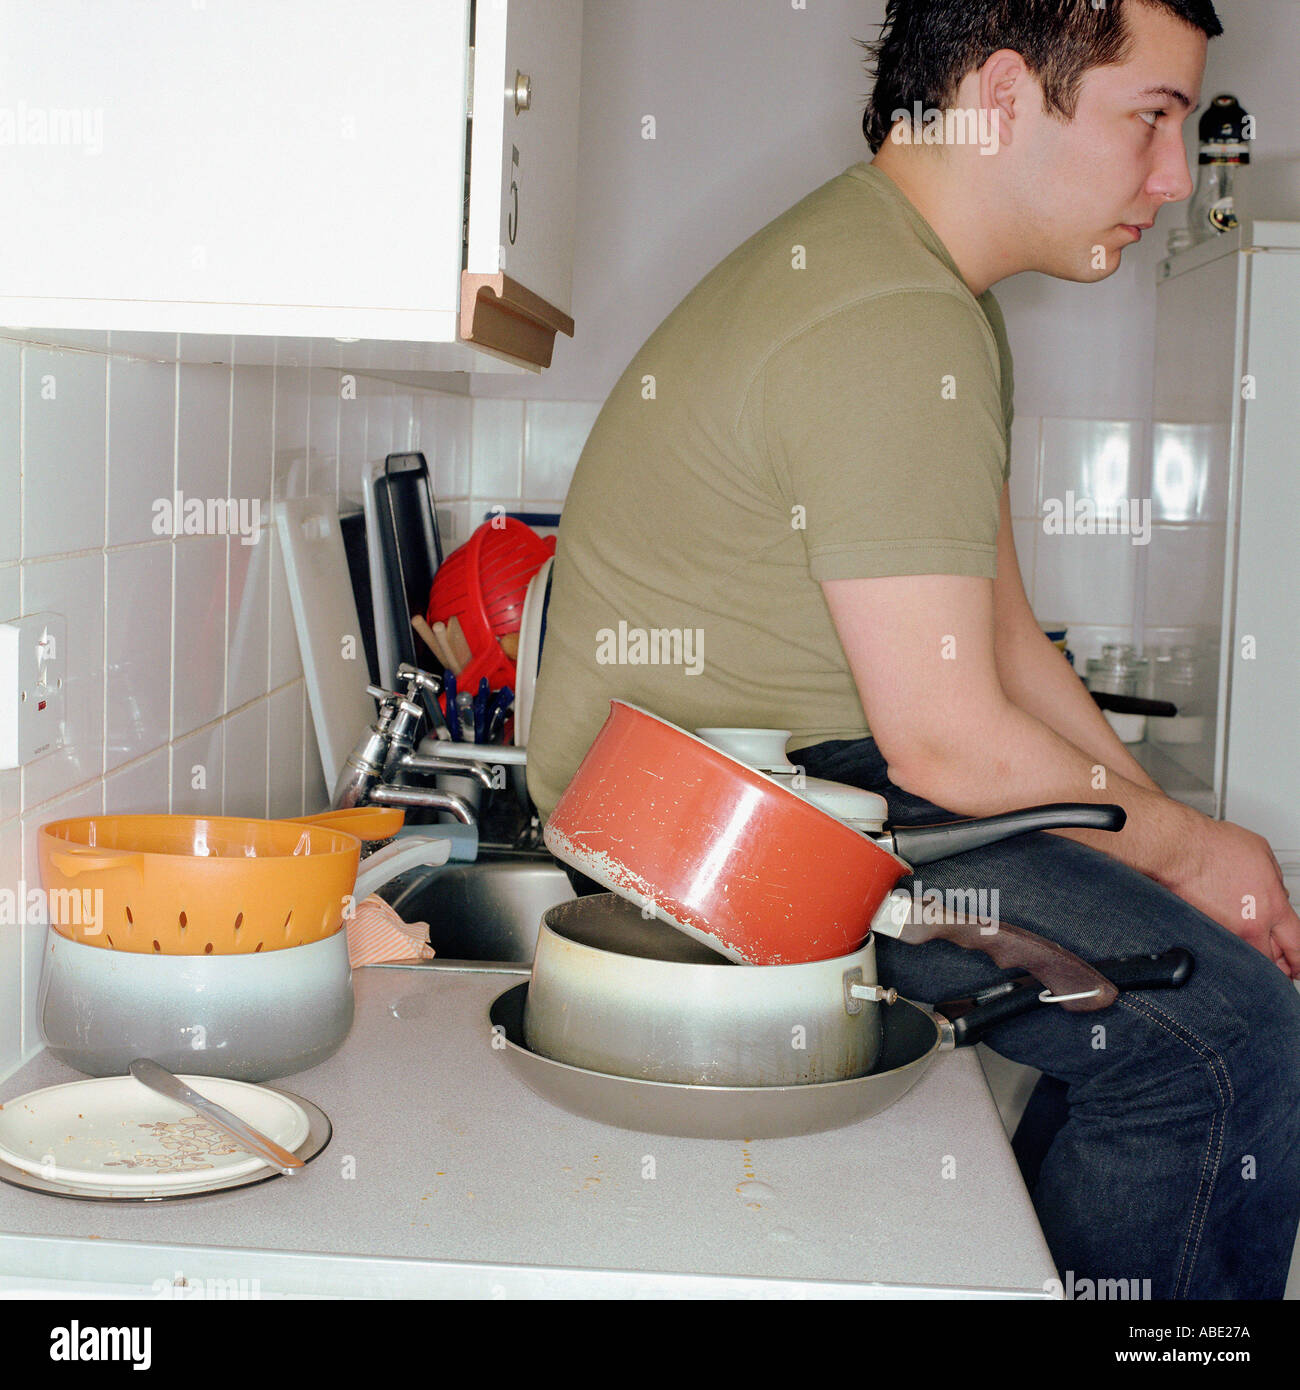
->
<box><xmin>522</xmin><ymin>893</ymin><xmax>1123</xmax><ymax>1087</ymax></box>
<box><xmin>544</xmin><ymin>702</ymin><xmax>1126</xmax><ymax>966</ymax></box>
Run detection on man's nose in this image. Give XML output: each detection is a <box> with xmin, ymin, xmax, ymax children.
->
<box><xmin>1150</xmin><ymin>137</ymin><xmax>1195</xmax><ymax>205</ymax></box>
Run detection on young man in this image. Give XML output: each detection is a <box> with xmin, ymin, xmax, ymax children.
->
<box><xmin>527</xmin><ymin>0</ymin><xmax>1300</xmax><ymax>1298</ymax></box>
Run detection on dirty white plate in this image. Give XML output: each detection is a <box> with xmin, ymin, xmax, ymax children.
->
<box><xmin>0</xmin><ymin>1075</ymin><xmax>311</xmax><ymax>1190</ymax></box>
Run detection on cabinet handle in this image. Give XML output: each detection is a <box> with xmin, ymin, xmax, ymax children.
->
<box><xmin>513</xmin><ymin>70</ymin><xmax>532</xmax><ymax>114</ymax></box>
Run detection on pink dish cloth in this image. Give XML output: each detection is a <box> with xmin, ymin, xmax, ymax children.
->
<box><xmin>346</xmin><ymin>895</ymin><xmax>435</xmax><ymax>968</ymax></box>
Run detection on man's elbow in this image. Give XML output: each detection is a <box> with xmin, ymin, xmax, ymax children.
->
<box><xmin>871</xmin><ymin>700</ymin><xmax>1016</xmax><ymax>809</ymax></box>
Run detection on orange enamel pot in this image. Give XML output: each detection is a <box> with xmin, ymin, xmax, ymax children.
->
<box><xmin>543</xmin><ymin>702</ymin><xmax>910</xmax><ymax>965</ymax></box>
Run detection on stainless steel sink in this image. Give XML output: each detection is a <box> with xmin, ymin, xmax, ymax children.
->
<box><xmin>376</xmin><ymin>848</ymin><xmax>577</xmax><ymax>964</ymax></box>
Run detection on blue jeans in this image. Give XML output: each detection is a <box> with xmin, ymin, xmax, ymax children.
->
<box><xmin>798</xmin><ymin>737</ymin><xmax>1300</xmax><ymax>1300</ymax></box>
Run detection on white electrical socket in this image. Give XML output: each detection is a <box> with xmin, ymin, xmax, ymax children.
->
<box><xmin>0</xmin><ymin>612</ymin><xmax>68</xmax><ymax>768</ymax></box>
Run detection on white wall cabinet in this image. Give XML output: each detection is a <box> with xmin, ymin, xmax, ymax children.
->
<box><xmin>0</xmin><ymin>0</ymin><xmax>581</xmax><ymax>373</ymax></box>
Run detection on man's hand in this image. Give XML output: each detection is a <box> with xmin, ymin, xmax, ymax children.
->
<box><xmin>1165</xmin><ymin>816</ymin><xmax>1300</xmax><ymax>978</ymax></box>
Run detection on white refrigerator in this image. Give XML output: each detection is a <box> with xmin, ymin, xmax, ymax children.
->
<box><xmin>1133</xmin><ymin>217</ymin><xmax>1300</xmax><ymax>906</ymax></box>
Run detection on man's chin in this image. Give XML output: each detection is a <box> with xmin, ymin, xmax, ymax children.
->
<box><xmin>1043</xmin><ymin>244</ymin><xmax>1126</xmax><ymax>283</ymax></box>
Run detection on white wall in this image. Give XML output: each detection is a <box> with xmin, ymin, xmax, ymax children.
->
<box><xmin>463</xmin><ymin>0</ymin><xmax>1297</xmax><ymax>665</ymax></box>
<box><xmin>493</xmin><ymin>0</ymin><xmax>1297</xmax><ymax>408</ymax></box>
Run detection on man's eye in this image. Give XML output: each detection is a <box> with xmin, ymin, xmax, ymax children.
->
<box><xmin>1138</xmin><ymin>110</ymin><xmax>1165</xmax><ymax>127</ymax></box>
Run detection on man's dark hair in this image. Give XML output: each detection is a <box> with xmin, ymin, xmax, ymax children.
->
<box><xmin>860</xmin><ymin>0</ymin><xmax>1223</xmax><ymax>153</ymax></box>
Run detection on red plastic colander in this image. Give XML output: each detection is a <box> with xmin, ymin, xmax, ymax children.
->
<box><xmin>427</xmin><ymin>518</ymin><xmax>555</xmax><ymax>692</ymax></box>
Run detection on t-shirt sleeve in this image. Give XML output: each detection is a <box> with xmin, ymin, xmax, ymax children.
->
<box><xmin>754</xmin><ymin>289</ymin><xmax>1008</xmax><ymax>582</ymax></box>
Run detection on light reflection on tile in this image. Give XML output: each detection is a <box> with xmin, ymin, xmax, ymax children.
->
<box><xmin>1040</xmin><ymin>418</ymin><xmax>1140</xmax><ymax>519</ymax></box>
<box><xmin>1150</xmin><ymin>422</ymin><xmax>1228</xmax><ymax>522</ymax></box>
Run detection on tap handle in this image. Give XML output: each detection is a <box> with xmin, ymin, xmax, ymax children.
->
<box><xmin>396</xmin><ymin>664</ymin><xmax>445</xmax><ymax>695</ymax></box>
<box><xmin>367</xmin><ymin>683</ymin><xmax>403</xmax><ymax>704</ymax></box>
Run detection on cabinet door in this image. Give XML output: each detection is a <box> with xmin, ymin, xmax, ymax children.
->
<box><xmin>0</xmin><ymin>0</ymin><xmax>468</xmax><ymax>335</ymax></box>
<box><xmin>466</xmin><ymin>0</ymin><xmax>582</xmax><ymax>315</ymax></box>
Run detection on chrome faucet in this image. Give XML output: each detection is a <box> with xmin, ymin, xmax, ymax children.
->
<box><xmin>331</xmin><ymin>664</ymin><xmax>499</xmax><ymax>825</ymax></box>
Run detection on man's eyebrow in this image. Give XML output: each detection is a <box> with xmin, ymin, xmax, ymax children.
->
<box><xmin>1134</xmin><ymin>85</ymin><xmax>1196</xmax><ymax>111</ymax></box>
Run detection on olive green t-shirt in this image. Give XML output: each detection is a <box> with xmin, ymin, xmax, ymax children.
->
<box><xmin>526</xmin><ymin>160</ymin><xmax>1014</xmax><ymax>823</ymax></box>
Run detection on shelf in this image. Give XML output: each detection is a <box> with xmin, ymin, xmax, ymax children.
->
<box><xmin>1129</xmin><ymin>740</ymin><xmax>1217</xmax><ymax>817</ymax></box>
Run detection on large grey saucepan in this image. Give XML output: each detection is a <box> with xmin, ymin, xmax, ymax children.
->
<box><xmin>37</xmin><ymin>926</ymin><xmax>354</xmax><ymax>1082</ymax></box>
<box><xmin>522</xmin><ymin>894</ymin><xmax>1121</xmax><ymax>1087</ymax></box>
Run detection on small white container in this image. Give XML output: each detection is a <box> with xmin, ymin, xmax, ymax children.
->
<box><xmin>1103</xmin><ymin>709</ymin><xmax>1148</xmax><ymax>744</ymax></box>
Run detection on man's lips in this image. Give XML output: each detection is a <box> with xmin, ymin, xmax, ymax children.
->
<box><xmin>1120</xmin><ymin>220</ymin><xmax>1156</xmax><ymax>240</ymax></box>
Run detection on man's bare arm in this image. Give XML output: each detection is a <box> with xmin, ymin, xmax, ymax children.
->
<box><xmin>820</xmin><ymin>569</ymin><xmax>1199</xmax><ymax>884</ymax></box>
<box><xmin>820</xmin><ymin>566</ymin><xmax>1300</xmax><ymax>973</ymax></box>
<box><xmin>988</xmin><ymin>482</ymin><xmax>1162</xmax><ymax>795</ymax></box>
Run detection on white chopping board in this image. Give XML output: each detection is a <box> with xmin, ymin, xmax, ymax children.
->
<box><xmin>274</xmin><ymin>497</ymin><xmax>379</xmax><ymax>795</ymax></box>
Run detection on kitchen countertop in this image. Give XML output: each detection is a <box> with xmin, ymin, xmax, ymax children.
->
<box><xmin>0</xmin><ymin>964</ymin><xmax>1059</xmax><ymax>1298</ymax></box>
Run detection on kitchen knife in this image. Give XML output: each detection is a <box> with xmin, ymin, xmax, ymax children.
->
<box><xmin>127</xmin><ymin>1058</ymin><xmax>304</xmax><ymax>1176</ymax></box>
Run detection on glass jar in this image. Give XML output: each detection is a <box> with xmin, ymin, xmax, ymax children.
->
<box><xmin>1150</xmin><ymin>645</ymin><xmax>1206</xmax><ymax>744</ymax></box>
<box><xmin>1085</xmin><ymin>643</ymin><xmax>1139</xmax><ymax>697</ymax></box>
<box><xmin>1085</xmin><ymin>644</ymin><xmax>1150</xmax><ymax>743</ymax></box>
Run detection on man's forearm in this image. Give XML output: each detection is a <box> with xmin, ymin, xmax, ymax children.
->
<box><xmin>997</xmin><ymin>627</ymin><xmax>1163</xmax><ymax>793</ymax></box>
<box><xmin>889</xmin><ymin>698</ymin><xmax>1205</xmax><ymax>889</ymax></box>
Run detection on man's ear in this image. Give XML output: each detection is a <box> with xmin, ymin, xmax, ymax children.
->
<box><xmin>976</xmin><ymin>48</ymin><xmax>1029</xmax><ymax>149</ymax></box>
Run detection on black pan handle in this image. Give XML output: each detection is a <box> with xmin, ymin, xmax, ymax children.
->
<box><xmin>890</xmin><ymin>802</ymin><xmax>1126</xmax><ymax>865</ymax></box>
<box><xmin>1089</xmin><ymin>690</ymin><xmax>1178</xmax><ymax>717</ymax></box>
<box><xmin>940</xmin><ymin>948</ymin><xmax>1194</xmax><ymax>1046</ymax></box>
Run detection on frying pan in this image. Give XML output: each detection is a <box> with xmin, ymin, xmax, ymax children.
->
<box><xmin>490</xmin><ymin>949</ymin><xmax>1194</xmax><ymax>1140</ymax></box>
<box><xmin>545</xmin><ymin>701</ymin><xmax>1126</xmax><ymax>965</ymax></box>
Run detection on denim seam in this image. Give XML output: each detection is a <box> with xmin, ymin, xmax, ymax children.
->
<box><xmin>1119</xmin><ymin>995</ymin><xmax>1233</xmax><ymax>1299</ymax></box>
<box><xmin>1142</xmin><ymin>995</ymin><xmax>1236</xmax><ymax>1299</ymax></box>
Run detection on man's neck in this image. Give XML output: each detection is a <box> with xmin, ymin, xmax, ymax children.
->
<box><xmin>868</xmin><ymin>146</ymin><xmax>1015</xmax><ymax>298</ymax></box>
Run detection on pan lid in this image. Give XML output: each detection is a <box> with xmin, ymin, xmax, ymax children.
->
<box><xmin>694</xmin><ymin>727</ymin><xmax>889</xmax><ymax>829</ymax></box>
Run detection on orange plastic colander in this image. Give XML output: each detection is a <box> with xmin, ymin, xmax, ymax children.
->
<box><xmin>37</xmin><ymin>808</ymin><xmax>404</xmax><ymax>955</ymax></box>
<box><xmin>426</xmin><ymin>518</ymin><xmax>555</xmax><ymax>692</ymax></box>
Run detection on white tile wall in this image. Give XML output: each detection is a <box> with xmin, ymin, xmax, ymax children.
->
<box><xmin>1009</xmin><ymin>415</ymin><xmax>1151</xmax><ymax>665</ymax></box>
<box><xmin>420</xmin><ymin>393</ymin><xmax>472</xmax><ymax>500</ymax></box>
<box><xmin>0</xmin><ymin>345</ymin><xmax>21</xmax><ymax>565</ymax></box>
<box><xmin>107</xmin><ymin>358</ymin><xmax>176</xmax><ymax>547</ymax></box>
<box><xmin>22</xmin><ymin>349</ymin><xmax>107</xmax><ymax>559</ymax></box>
<box><xmin>170</xmin><ymin>721</ymin><xmax>225</xmax><ymax>818</ymax></box>
<box><xmin>306</xmin><ymin>368</ymin><xmax>341</xmax><ymax>499</ymax></box>
<box><xmin>523</xmin><ymin>400</ymin><xmax>601</xmax><ymax>500</ymax></box>
<box><xmin>105</xmin><ymin>543</ymin><xmax>174</xmax><ymax>771</ymax></box>
<box><xmin>0</xmin><ymin>335</ymin><xmax>476</xmax><ymax>1080</ymax></box>
<box><xmin>470</xmin><ymin>398</ymin><xmax>525</xmax><ymax>499</ymax></box>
